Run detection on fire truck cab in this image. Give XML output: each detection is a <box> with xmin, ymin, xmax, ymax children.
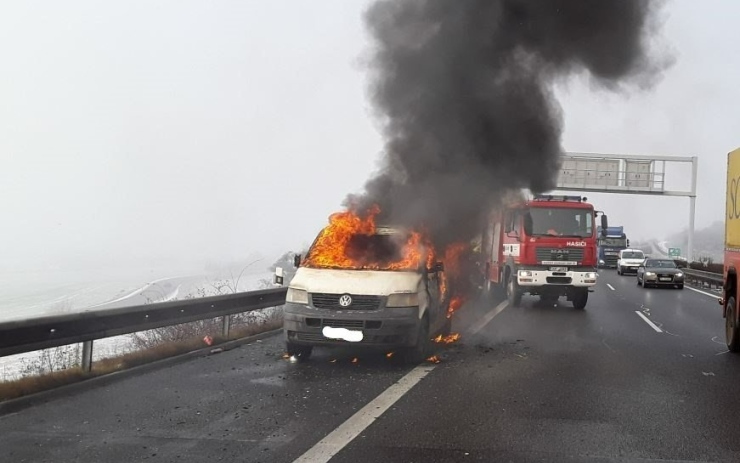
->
<box><xmin>481</xmin><ymin>195</ymin><xmax>605</xmax><ymax>309</ymax></box>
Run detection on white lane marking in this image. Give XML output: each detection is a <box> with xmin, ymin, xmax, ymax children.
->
<box><xmin>685</xmin><ymin>286</ymin><xmax>721</xmax><ymax>299</ymax></box>
<box><xmin>635</xmin><ymin>310</ymin><xmax>663</xmax><ymax>333</ymax></box>
<box><xmin>469</xmin><ymin>300</ymin><xmax>508</xmax><ymax>336</ymax></box>
<box><xmin>293</xmin><ymin>365</ymin><xmax>435</xmax><ymax>463</ymax></box>
<box><xmin>607</xmin><ymin>284</ymin><xmax>615</xmax><ymax>291</ymax></box>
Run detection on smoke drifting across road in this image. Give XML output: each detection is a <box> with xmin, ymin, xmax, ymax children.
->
<box><xmin>349</xmin><ymin>0</ymin><xmax>670</xmax><ymax>248</ymax></box>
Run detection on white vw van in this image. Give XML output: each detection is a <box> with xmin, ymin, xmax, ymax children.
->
<box><xmin>282</xmin><ymin>226</ymin><xmax>451</xmax><ymax>363</ymax></box>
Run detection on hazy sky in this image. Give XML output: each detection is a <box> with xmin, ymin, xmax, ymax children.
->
<box><xmin>2</xmin><ymin>0</ymin><xmax>738</xmax><ymax>277</ymax></box>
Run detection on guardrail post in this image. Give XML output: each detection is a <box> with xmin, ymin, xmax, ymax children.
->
<box><xmin>81</xmin><ymin>341</ymin><xmax>93</xmax><ymax>373</ymax></box>
<box><xmin>222</xmin><ymin>315</ymin><xmax>230</xmax><ymax>338</ymax></box>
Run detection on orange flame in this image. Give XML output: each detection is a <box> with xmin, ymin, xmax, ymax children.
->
<box><xmin>447</xmin><ymin>296</ymin><xmax>465</xmax><ymax>318</ymax></box>
<box><xmin>386</xmin><ymin>352</ymin><xmax>394</xmax><ymax>358</ymax></box>
<box><xmin>302</xmin><ymin>208</ymin><xmax>472</xmax><ymax>319</ymax></box>
<box><xmin>426</xmin><ymin>355</ymin><xmax>441</xmax><ymax>364</ymax></box>
<box><xmin>282</xmin><ymin>353</ymin><xmax>290</xmax><ymax>359</ymax></box>
<box><xmin>351</xmin><ymin>357</ymin><xmax>359</xmax><ymax>364</ymax></box>
<box><xmin>433</xmin><ymin>333</ymin><xmax>461</xmax><ymax>344</ymax></box>
<box><xmin>303</xmin><ymin>206</ymin><xmax>434</xmax><ymax>271</ymax></box>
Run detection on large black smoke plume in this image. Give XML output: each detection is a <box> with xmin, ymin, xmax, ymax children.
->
<box><xmin>349</xmin><ymin>0</ymin><xmax>669</xmax><ymax>248</ymax></box>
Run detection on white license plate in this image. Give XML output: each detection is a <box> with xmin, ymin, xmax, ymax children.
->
<box><xmin>659</xmin><ymin>277</ymin><xmax>672</xmax><ymax>282</ymax></box>
<box><xmin>550</xmin><ymin>267</ymin><xmax>568</xmax><ymax>272</ymax></box>
<box><xmin>322</xmin><ymin>326</ymin><xmax>363</xmax><ymax>342</ymax></box>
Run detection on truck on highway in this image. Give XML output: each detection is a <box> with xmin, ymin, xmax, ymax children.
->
<box><xmin>722</xmin><ymin>147</ymin><xmax>740</xmax><ymax>351</ymax></box>
<box><xmin>597</xmin><ymin>225</ymin><xmax>629</xmax><ymax>268</ymax></box>
<box><xmin>480</xmin><ymin>195</ymin><xmax>606</xmax><ymax>309</ymax></box>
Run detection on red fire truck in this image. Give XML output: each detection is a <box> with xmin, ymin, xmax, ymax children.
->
<box><xmin>480</xmin><ymin>195</ymin><xmax>607</xmax><ymax>309</ymax></box>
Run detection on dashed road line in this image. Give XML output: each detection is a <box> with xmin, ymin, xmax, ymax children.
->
<box><xmin>635</xmin><ymin>310</ymin><xmax>663</xmax><ymax>333</ymax></box>
<box><xmin>469</xmin><ymin>300</ymin><xmax>508</xmax><ymax>336</ymax></box>
<box><xmin>607</xmin><ymin>284</ymin><xmax>616</xmax><ymax>291</ymax></box>
<box><xmin>293</xmin><ymin>365</ymin><xmax>435</xmax><ymax>463</ymax></box>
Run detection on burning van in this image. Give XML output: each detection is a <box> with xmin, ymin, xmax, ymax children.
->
<box><xmin>283</xmin><ymin>213</ymin><xmax>452</xmax><ymax>363</ymax></box>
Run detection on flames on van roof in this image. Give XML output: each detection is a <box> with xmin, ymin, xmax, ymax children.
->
<box><xmin>302</xmin><ymin>205</ymin><xmax>435</xmax><ymax>272</ymax></box>
<box><xmin>302</xmin><ymin>206</ymin><xmax>471</xmax><ymax>319</ymax></box>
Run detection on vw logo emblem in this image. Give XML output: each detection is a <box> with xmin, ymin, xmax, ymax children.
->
<box><xmin>338</xmin><ymin>294</ymin><xmax>352</xmax><ymax>307</ymax></box>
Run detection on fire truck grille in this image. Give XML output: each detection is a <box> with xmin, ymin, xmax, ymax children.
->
<box><xmin>310</xmin><ymin>293</ymin><xmax>382</xmax><ymax>310</ymax></box>
<box><xmin>536</xmin><ymin>247</ymin><xmax>584</xmax><ymax>263</ymax></box>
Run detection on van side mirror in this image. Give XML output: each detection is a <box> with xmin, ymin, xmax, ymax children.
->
<box><xmin>274</xmin><ymin>267</ymin><xmax>284</xmax><ymax>286</ymax></box>
<box><xmin>293</xmin><ymin>254</ymin><xmax>302</xmax><ymax>268</ymax></box>
<box><xmin>431</xmin><ymin>261</ymin><xmax>444</xmax><ymax>273</ymax></box>
<box><xmin>600</xmin><ymin>214</ymin><xmax>608</xmax><ymax>234</ymax></box>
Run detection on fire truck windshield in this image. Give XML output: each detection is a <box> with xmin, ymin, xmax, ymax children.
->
<box><xmin>525</xmin><ymin>207</ymin><xmax>593</xmax><ymax>238</ymax></box>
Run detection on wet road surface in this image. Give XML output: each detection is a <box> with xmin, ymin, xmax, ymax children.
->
<box><xmin>2</xmin><ymin>271</ymin><xmax>739</xmax><ymax>462</ymax></box>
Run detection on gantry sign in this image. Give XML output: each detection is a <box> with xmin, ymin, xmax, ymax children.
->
<box><xmin>554</xmin><ymin>152</ymin><xmax>699</xmax><ymax>261</ymax></box>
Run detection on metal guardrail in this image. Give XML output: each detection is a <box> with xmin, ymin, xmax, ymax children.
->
<box><xmin>0</xmin><ymin>287</ymin><xmax>287</xmax><ymax>371</ymax></box>
<box><xmin>683</xmin><ymin>269</ymin><xmax>723</xmax><ymax>290</ymax></box>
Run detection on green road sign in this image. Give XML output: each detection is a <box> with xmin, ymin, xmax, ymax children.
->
<box><xmin>668</xmin><ymin>248</ymin><xmax>681</xmax><ymax>258</ymax></box>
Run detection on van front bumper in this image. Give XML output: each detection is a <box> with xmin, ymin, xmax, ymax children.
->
<box><xmin>283</xmin><ymin>302</ymin><xmax>421</xmax><ymax>349</ymax></box>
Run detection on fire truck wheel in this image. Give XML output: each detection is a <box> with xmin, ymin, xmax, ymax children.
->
<box><xmin>506</xmin><ymin>274</ymin><xmax>522</xmax><ymax>307</ymax></box>
<box><xmin>286</xmin><ymin>342</ymin><xmax>313</xmax><ymax>362</ymax></box>
<box><xmin>484</xmin><ymin>279</ymin><xmax>493</xmax><ymax>299</ymax></box>
<box><xmin>726</xmin><ymin>297</ymin><xmax>740</xmax><ymax>352</ymax></box>
<box><xmin>572</xmin><ymin>289</ymin><xmax>588</xmax><ymax>310</ymax></box>
<box><xmin>403</xmin><ymin>316</ymin><xmax>431</xmax><ymax>364</ymax></box>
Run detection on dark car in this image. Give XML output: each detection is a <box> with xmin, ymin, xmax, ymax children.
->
<box><xmin>637</xmin><ymin>259</ymin><xmax>684</xmax><ymax>289</ymax></box>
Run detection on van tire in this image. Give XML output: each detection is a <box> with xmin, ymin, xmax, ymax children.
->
<box><xmin>403</xmin><ymin>316</ymin><xmax>431</xmax><ymax>364</ymax></box>
<box><xmin>441</xmin><ymin>316</ymin><xmax>452</xmax><ymax>337</ymax></box>
<box><xmin>286</xmin><ymin>342</ymin><xmax>312</xmax><ymax>362</ymax></box>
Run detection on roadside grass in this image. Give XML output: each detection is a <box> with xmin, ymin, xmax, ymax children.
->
<box><xmin>0</xmin><ymin>316</ymin><xmax>283</xmax><ymax>402</ymax></box>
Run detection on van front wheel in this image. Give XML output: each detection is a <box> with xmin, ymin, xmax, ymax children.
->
<box><xmin>286</xmin><ymin>342</ymin><xmax>312</xmax><ymax>362</ymax></box>
<box><xmin>403</xmin><ymin>317</ymin><xmax>431</xmax><ymax>364</ymax></box>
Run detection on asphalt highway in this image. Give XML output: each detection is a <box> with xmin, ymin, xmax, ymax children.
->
<box><xmin>2</xmin><ymin>271</ymin><xmax>739</xmax><ymax>463</ymax></box>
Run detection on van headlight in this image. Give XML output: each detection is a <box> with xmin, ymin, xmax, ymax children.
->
<box><xmin>286</xmin><ymin>287</ymin><xmax>308</xmax><ymax>304</ymax></box>
<box><xmin>387</xmin><ymin>292</ymin><xmax>419</xmax><ymax>308</ymax></box>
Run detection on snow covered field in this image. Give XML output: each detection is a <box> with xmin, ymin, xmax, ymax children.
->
<box><xmin>0</xmin><ymin>268</ymin><xmax>276</xmax><ymax>381</ymax></box>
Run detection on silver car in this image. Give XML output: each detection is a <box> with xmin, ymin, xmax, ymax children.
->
<box><xmin>637</xmin><ymin>258</ymin><xmax>685</xmax><ymax>289</ymax></box>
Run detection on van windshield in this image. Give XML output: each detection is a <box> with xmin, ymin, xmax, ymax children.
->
<box><xmin>304</xmin><ymin>232</ymin><xmax>422</xmax><ymax>271</ymax></box>
<box><xmin>621</xmin><ymin>251</ymin><xmax>644</xmax><ymax>259</ymax></box>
